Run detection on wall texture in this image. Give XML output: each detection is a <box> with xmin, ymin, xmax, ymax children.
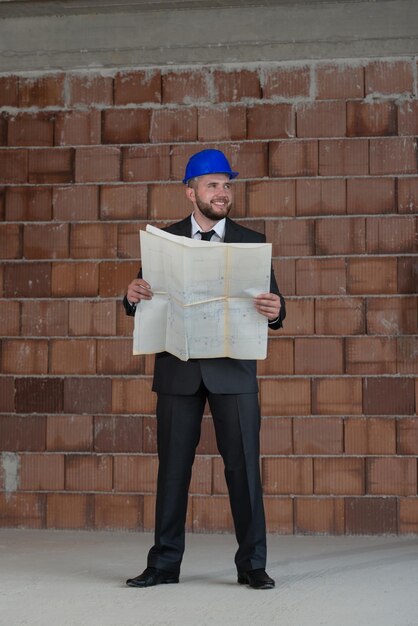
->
<box><xmin>0</xmin><ymin>57</ymin><xmax>417</xmax><ymax>534</ymax></box>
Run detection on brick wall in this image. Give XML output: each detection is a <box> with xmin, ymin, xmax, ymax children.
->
<box><xmin>0</xmin><ymin>58</ymin><xmax>417</xmax><ymax>534</ymax></box>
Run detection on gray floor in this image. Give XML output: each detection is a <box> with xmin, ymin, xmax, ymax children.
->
<box><xmin>0</xmin><ymin>529</ymin><xmax>417</xmax><ymax>626</ymax></box>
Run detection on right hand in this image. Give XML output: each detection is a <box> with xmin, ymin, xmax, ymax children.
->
<box><xmin>126</xmin><ymin>278</ymin><xmax>153</xmax><ymax>303</ymax></box>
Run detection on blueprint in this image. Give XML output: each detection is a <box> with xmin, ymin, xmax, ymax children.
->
<box><xmin>133</xmin><ymin>224</ymin><xmax>272</xmax><ymax>361</ymax></box>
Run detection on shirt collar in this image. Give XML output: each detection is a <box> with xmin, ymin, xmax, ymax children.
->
<box><xmin>191</xmin><ymin>213</ymin><xmax>226</xmax><ymax>240</ymax></box>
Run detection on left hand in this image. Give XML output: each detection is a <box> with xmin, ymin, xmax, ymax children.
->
<box><xmin>254</xmin><ymin>292</ymin><xmax>281</xmax><ymax>321</ymax></box>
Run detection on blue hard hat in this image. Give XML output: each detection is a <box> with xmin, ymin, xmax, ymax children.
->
<box><xmin>183</xmin><ymin>149</ymin><xmax>239</xmax><ymax>184</ymax></box>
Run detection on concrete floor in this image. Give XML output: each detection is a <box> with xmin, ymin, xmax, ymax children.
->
<box><xmin>0</xmin><ymin>530</ymin><xmax>417</xmax><ymax>626</ymax></box>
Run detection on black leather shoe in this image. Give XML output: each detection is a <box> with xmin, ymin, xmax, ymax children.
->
<box><xmin>126</xmin><ymin>566</ymin><xmax>179</xmax><ymax>588</ymax></box>
<box><xmin>237</xmin><ymin>568</ymin><xmax>275</xmax><ymax>589</ymax></box>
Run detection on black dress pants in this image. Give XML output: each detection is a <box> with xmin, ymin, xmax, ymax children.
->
<box><xmin>147</xmin><ymin>382</ymin><xmax>267</xmax><ymax>574</ymax></box>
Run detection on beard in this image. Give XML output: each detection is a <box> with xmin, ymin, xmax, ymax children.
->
<box><xmin>194</xmin><ymin>192</ymin><xmax>232</xmax><ymax>221</ymax></box>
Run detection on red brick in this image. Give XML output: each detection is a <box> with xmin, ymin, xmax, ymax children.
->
<box><xmin>346</xmin><ymin>177</ymin><xmax>395</xmax><ymax>214</ymax></box>
<box><xmin>367</xmin><ymin>216</ymin><xmax>417</xmax><ymax>254</ymax></box>
<box><xmin>367</xmin><ymin>458</ymin><xmax>416</xmax><ymax>496</ymax></box>
<box><xmin>0</xmin><ymin>76</ymin><xmax>18</xmax><ymax>107</ymax></box>
<box><xmin>0</xmin><ymin>186</ymin><xmax>5</xmax><ymax>219</ymax></box>
<box><xmin>262</xmin><ymin>66</ymin><xmax>310</xmax><ymax>98</ymax></box>
<box><xmin>98</xmin><ymin>260</ymin><xmax>139</xmax><ymax>297</ymax></box>
<box><xmin>113</xmin><ymin>454</ymin><xmax>158</xmax><ymax>492</ymax></box>
<box><xmin>52</xmin><ymin>185</ymin><xmax>98</xmax><ymax>221</ymax></box>
<box><xmin>397</xmin><ymin>336</ymin><xmax>418</xmax><ymax>374</ymax></box>
<box><xmin>8</xmin><ymin>113</ymin><xmax>54</xmax><ymax>146</ymax></box>
<box><xmin>213</xmin><ymin>69</ymin><xmax>260</xmax><ymax>102</ymax></box>
<box><xmin>94</xmin><ymin>494</ymin><xmax>143</xmax><ymax>530</ymax></box>
<box><xmin>0</xmin><ymin>115</ymin><xmax>6</xmax><ymax>147</ymax></box>
<box><xmin>114</xmin><ymin>69</ymin><xmax>161</xmax><ymax>105</ymax></box>
<box><xmin>314</xmin><ymin>458</ymin><xmax>364</xmax><ymax>495</ymax></box>
<box><xmin>55</xmin><ymin>110</ymin><xmax>101</xmax><ymax>146</ymax></box>
<box><xmin>345</xmin><ymin>417</ymin><xmax>396</xmax><ymax>455</ymax></box>
<box><xmin>50</xmin><ymin>339</ymin><xmax>96</xmax><ymax>375</ymax></box>
<box><xmin>19</xmin><ymin>74</ymin><xmax>65</xmax><ymax>107</ymax></box>
<box><xmin>273</xmin><ymin>258</ymin><xmax>295</xmax><ymax>296</ymax></box>
<box><xmin>0</xmin><ymin>377</ymin><xmax>15</xmax><ymax>412</ymax></box>
<box><xmin>63</xmin><ymin>377</ymin><xmax>111</xmax><ymax>414</ymax></box>
<box><xmin>312</xmin><ymin>378</ymin><xmax>362</xmax><ymax>415</ymax></box>
<box><xmin>270</xmin><ymin>140</ymin><xmax>318</xmax><ymax>177</ymax></box>
<box><xmin>319</xmin><ymin>139</ymin><xmax>368</xmax><ymax>176</ymax></box>
<box><xmin>316</xmin><ymin>64</ymin><xmax>364</xmax><ymax>99</ymax></box>
<box><xmin>266</xmin><ymin>219</ymin><xmax>314</xmax><ymax>257</ymax></box>
<box><xmin>265</xmin><ymin>497</ymin><xmax>293</xmax><ymax>534</ymax></box>
<box><xmin>295</xmin><ymin>338</ymin><xmax>344</xmax><ymax>375</ymax></box>
<box><xmin>4</xmin><ymin>262</ymin><xmax>51</xmax><ymax>297</ymax></box>
<box><xmin>398</xmin><ymin>257</ymin><xmax>418</xmax><ymax>294</ymax></box>
<box><xmin>263</xmin><ymin>458</ymin><xmax>313</xmax><ymax>495</ymax></box>
<box><xmin>363</xmin><ymin>377</ymin><xmax>415</xmax><ymax>415</ymax></box>
<box><xmin>297</xmin><ymin>101</ymin><xmax>346</xmax><ymax>138</ymax></box>
<box><xmin>2</xmin><ymin>339</ymin><xmax>48</xmax><ymax>375</ymax></box>
<box><xmin>46</xmin><ymin>493</ymin><xmax>93</xmax><ymax>529</ymax></box>
<box><xmin>0</xmin><ymin>300</ymin><xmax>20</xmax><ymax>336</ymax></box>
<box><xmin>347</xmin><ymin>257</ymin><xmax>397</xmax><ymax>295</ymax></box>
<box><xmin>66</xmin><ymin>455</ymin><xmax>113</xmax><ymax>491</ymax></box>
<box><xmin>295</xmin><ymin>497</ymin><xmax>345</xmax><ymax>534</ymax></box>
<box><xmin>296</xmin><ymin>258</ymin><xmax>347</xmax><ymax>296</ymax></box>
<box><xmin>111</xmin><ymin>378</ymin><xmax>155</xmax><ymax>414</ymax></box>
<box><xmin>0</xmin><ymin>493</ymin><xmax>44</xmax><ymax>528</ymax></box>
<box><xmin>0</xmin><ymin>415</ymin><xmax>46</xmax><ymax>451</ymax></box>
<box><xmin>347</xmin><ymin>101</ymin><xmax>397</xmax><ymax>137</ymax></box>
<box><xmin>117</xmin><ymin>222</ymin><xmax>145</xmax><ymax>259</ymax></box>
<box><xmin>192</xmin><ymin>495</ymin><xmax>233</xmax><ymax>532</ymax></box>
<box><xmin>100</xmin><ymin>185</ymin><xmax>147</xmax><ymax>221</ymax></box>
<box><xmin>294</xmin><ymin>418</ymin><xmax>343</xmax><ymax>455</ymax></box>
<box><xmin>6</xmin><ymin>186</ymin><xmax>52</xmax><ymax>221</ymax></box>
<box><xmin>398</xmin><ymin>177</ymin><xmax>418</xmax><ymax>213</ymax></box>
<box><xmin>122</xmin><ymin>145</ymin><xmax>170</xmax><ymax>182</ymax></box>
<box><xmin>162</xmin><ymin>70</ymin><xmax>210</xmax><ymax>104</ymax></box>
<box><xmin>346</xmin><ymin>497</ymin><xmax>398</xmax><ymax>534</ymax></box>
<box><xmin>68</xmin><ymin>300</ymin><xmax>116</xmax><ymax>337</ymax></box>
<box><xmin>346</xmin><ymin>337</ymin><xmax>397</xmax><ymax>374</ymax></box>
<box><xmin>47</xmin><ymin>415</ymin><xmax>93</xmax><ymax>452</ymax></box>
<box><xmin>279</xmin><ymin>299</ymin><xmax>315</xmax><ymax>336</ymax></box>
<box><xmin>398</xmin><ymin>101</ymin><xmax>418</xmax><ymax>135</ymax></box>
<box><xmin>316</xmin><ymin>217</ymin><xmax>365</xmax><ymax>255</ymax></box>
<box><xmin>170</xmin><ymin>144</ymin><xmax>208</xmax><ymax>180</ymax></box>
<box><xmin>15</xmin><ymin>377</ymin><xmax>62</xmax><ymax>413</ymax></box>
<box><xmin>247</xmin><ymin>104</ymin><xmax>295</xmax><ymax>139</ymax></box>
<box><xmin>149</xmin><ymin>183</ymin><xmax>191</xmax><ymax>221</ymax></box>
<box><xmin>70</xmin><ymin>223</ymin><xmax>117</xmax><ymax>259</ymax></box>
<box><xmin>212</xmin><ymin>456</ymin><xmax>227</xmax><ymax>494</ymax></box>
<box><xmin>370</xmin><ymin>137</ymin><xmax>418</xmax><ymax>175</ymax></box>
<box><xmin>19</xmin><ymin>453</ymin><xmax>64</xmax><ymax>490</ymax></box>
<box><xmin>260</xmin><ymin>379</ymin><xmax>311</xmax><ymax>416</ymax></box>
<box><xmin>51</xmin><ymin>261</ymin><xmax>99</xmax><ymax>297</ymax></box>
<box><xmin>259</xmin><ymin>417</ymin><xmax>293</xmax><ymax>455</ymax></box>
<box><xmin>367</xmin><ymin>296</ymin><xmax>417</xmax><ymax>335</ymax></box>
<box><xmin>150</xmin><ymin>108</ymin><xmax>197</xmax><ymax>143</ymax></box>
<box><xmin>75</xmin><ymin>146</ymin><xmax>120</xmax><ymax>183</ymax></box>
<box><xmin>397</xmin><ymin>418</ymin><xmax>418</xmax><ymax>455</ymax></box>
<box><xmin>296</xmin><ymin>178</ymin><xmax>346</xmax><ymax>216</ymax></box>
<box><xmin>365</xmin><ymin>60</ymin><xmax>414</xmax><ymax>95</ymax></box>
<box><xmin>23</xmin><ymin>223</ymin><xmax>69</xmax><ymax>259</ymax></box>
<box><xmin>399</xmin><ymin>498</ymin><xmax>418</xmax><ymax>534</ymax></box>
<box><xmin>189</xmin><ymin>456</ymin><xmax>212</xmax><ymax>495</ymax></box>
<box><xmin>67</xmin><ymin>74</ymin><xmax>113</xmax><ymax>106</ymax></box>
<box><xmin>97</xmin><ymin>339</ymin><xmax>144</xmax><ymax>375</ymax></box>
<box><xmin>258</xmin><ymin>338</ymin><xmax>294</xmax><ymax>376</ymax></box>
<box><xmin>94</xmin><ymin>415</ymin><xmax>142</xmax><ymax>453</ymax></box>
<box><xmin>222</xmin><ymin>142</ymin><xmax>268</xmax><ymax>179</ymax></box>
<box><xmin>315</xmin><ymin>297</ymin><xmax>365</xmax><ymax>335</ymax></box>
<box><xmin>28</xmin><ymin>148</ymin><xmax>74</xmax><ymax>183</ymax></box>
<box><xmin>0</xmin><ymin>223</ymin><xmax>21</xmax><ymax>259</ymax></box>
<box><xmin>0</xmin><ymin>149</ymin><xmax>27</xmax><ymax>183</ymax></box>
<box><xmin>102</xmin><ymin>109</ymin><xmax>151</xmax><ymax>144</ymax></box>
<box><xmin>197</xmin><ymin>106</ymin><xmax>246</xmax><ymax>142</ymax></box>
<box><xmin>247</xmin><ymin>180</ymin><xmax>295</xmax><ymax>217</ymax></box>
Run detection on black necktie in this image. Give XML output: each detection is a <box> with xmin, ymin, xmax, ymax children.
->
<box><xmin>199</xmin><ymin>230</ymin><xmax>215</xmax><ymax>241</ymax></box>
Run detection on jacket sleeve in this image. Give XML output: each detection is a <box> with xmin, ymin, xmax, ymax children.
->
<box><xmin>267</xmin><ymin>266</ymin><xmax>286</xmax><ymax>330</ymax></box>
<box><xmin>122</xmin><ymin>268</ymin><xmax>142</xmax><ymax>317</ymax></box>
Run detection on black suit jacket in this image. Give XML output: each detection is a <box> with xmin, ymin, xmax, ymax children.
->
<box><xmin>124</xmin><ymin>216</ymin><xmax>286</xmax><ymax>395</ymax></box>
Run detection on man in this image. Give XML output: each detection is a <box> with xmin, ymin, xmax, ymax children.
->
<box><xmin>123</xmin><ymin>149</ymin><xmax>286</xmax><ymax>589</ymax></box>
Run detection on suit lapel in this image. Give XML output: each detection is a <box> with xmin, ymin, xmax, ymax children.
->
<box><xmin>224</xmin><ymin>217</ymin><xmax>244</xmax><ymax>243</ymax></box>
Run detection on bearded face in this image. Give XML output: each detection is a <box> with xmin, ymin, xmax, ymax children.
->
<box><xmin>188</xmin><ymin>174</ymin><xmax>233</xmax><ymax>222</ymax></box>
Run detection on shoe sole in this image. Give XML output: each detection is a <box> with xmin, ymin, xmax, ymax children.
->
<box><xmin>126</xmin><ymin>579</ymin><xmax>179</xmax><ymax>588</ymax></box>
<box><xmin>237</xmin><ymin>576</ymin><xmax>275</xmax><ymax>589</ymax></box>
